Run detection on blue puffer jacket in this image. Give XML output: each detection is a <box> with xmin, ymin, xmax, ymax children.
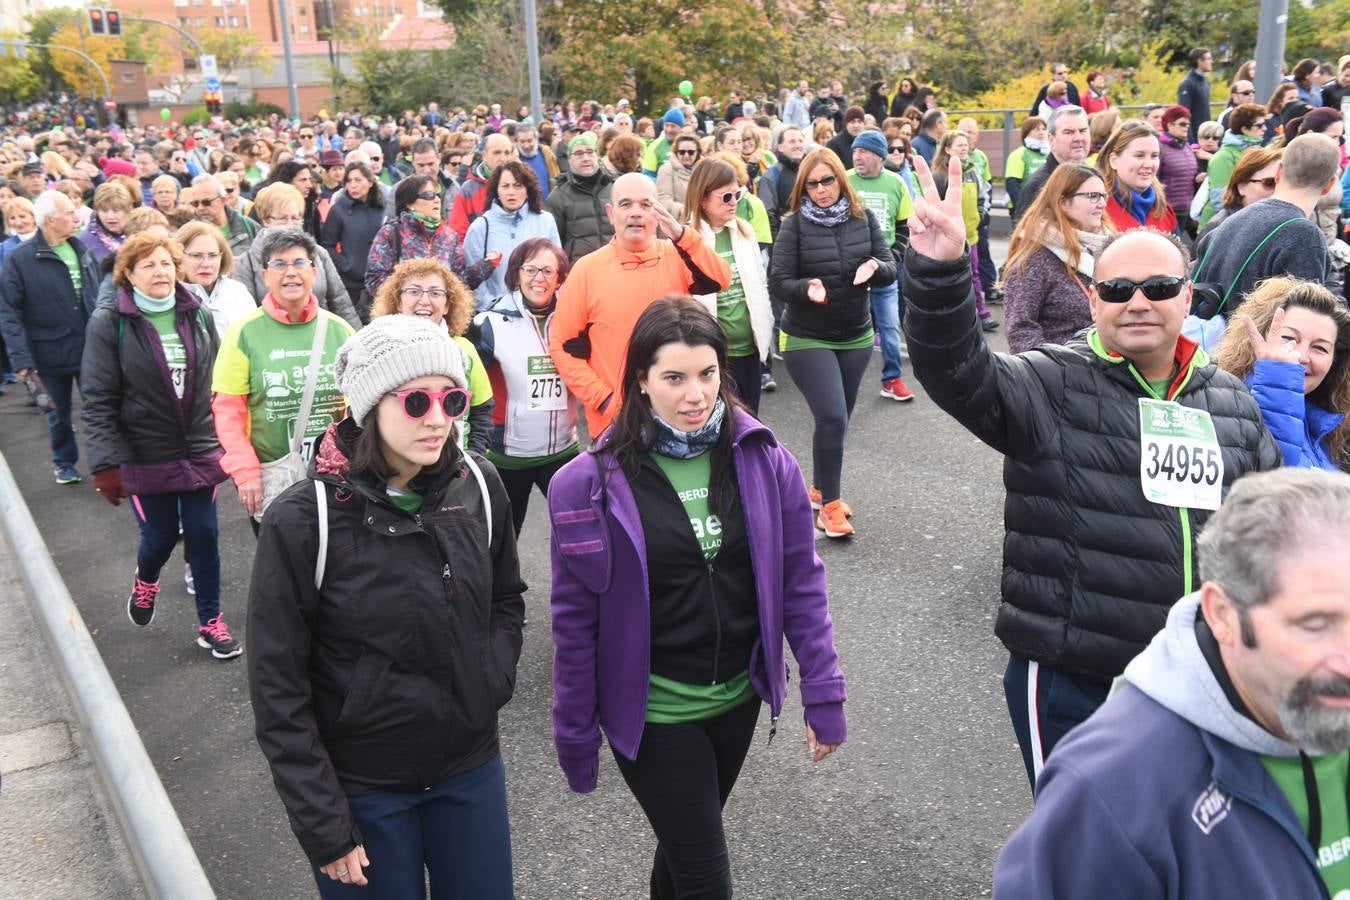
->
<box><xmin>1245</xmin><ymin>359</ymin><xmax>1344</xmax><ymax>471</ymax></box>
<box><xmin>0</xmin><ymin>233</ymin><xmax>101</xmax><ymax>374</ymax></box>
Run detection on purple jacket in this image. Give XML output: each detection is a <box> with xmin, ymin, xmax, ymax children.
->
<box><xmin>547</xmin><ymin>413</ymin><xmax>847</xmax><ymax>793</ymax></box>
<box><xmin>1158</xmin><ymin>133</ymin><xmax>1199</xmax><ymax>217</ymax></box>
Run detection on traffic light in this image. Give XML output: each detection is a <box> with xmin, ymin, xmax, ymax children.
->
<box><xmin>89</xmin><ymin>8</ymin><xmax>105</xmax><ymax>34</ymax></box>
<box><xmin>106</xmin><ymin>10</ymin><xmax>122</xmax><ymax>36</ymax></box>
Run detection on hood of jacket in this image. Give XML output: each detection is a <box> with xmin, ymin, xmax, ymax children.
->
<box><xmin>1220</xmin><ymin>130</ymin><xmax>1263</xmax><ymax>151</ymax></box>
<box><xmin>483</xmin><ymin>202</ymin><xmax>527</xmax><ymax>227</ymax></box>
<box><xmin>1122</xmin><ymin>592</ymin><xmax>1300</xmax><ymax>758</ymax></box>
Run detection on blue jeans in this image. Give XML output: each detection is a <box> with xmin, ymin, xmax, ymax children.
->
<box><xmin>869</xmin><ymin>278</ymin><xmax>903</xmax><ymax>381</ymax></box>
<box><xmin>313</xmin><ymin>754</ymin><xmax>515</xmax><ymax>900</ymax></box>
<box><xmin>1003</xmin><ymin>654</ymin><xmax>1109</xmax><ymax>792</ymax></box>
<box><xmin>130</xmin><ymin>487</ymin><xmax>221</xmax><ymax>625</ymax></box>
<box><xmin>43</xmin><ymin>372</ymin><xmax>81</xmax><ymax>469</ymax></box>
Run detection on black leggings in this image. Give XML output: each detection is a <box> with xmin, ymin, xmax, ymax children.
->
<box><xmin>725</xmin><ymin>354</ymin><xmax>762</xmax><ymax>415</ymax></box>
<box><xmin>783</xmin><ymin>344</ymin><xmax>871</xmax><ymax>503</ymax></box>
<box><xmin>496</xmin><ymin>455</ymin><xmax>571</xmax><ymax>535</ymax></box>
<box><xmin>612</xmin><ymin>697</ymin><xmax>762</xmax><ymax>900</ymax></box>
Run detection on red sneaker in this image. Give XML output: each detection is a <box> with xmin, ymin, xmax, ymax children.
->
<box><xmin>880</xmin><ymin>377</ymin><xmax>915</xmax><ymax>402</ymax></box>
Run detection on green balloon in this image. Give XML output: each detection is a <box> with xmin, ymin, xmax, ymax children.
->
<box><xmin>161</xmin><ymin>107</ymin><xmax>171</xmax><ymax>120</ymax></box>
<box><xmin>678</xmin><ymin>80</ymin><xmax>693</xmax><ymax>96</ymax></box>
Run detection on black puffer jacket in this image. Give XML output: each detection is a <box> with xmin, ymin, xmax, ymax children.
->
<box><xmin>248</xmin><ymin>420</ymin><xmax>526</xmax><ymax>866</ymax></box>
<box><xmin>545</xmin><ymin>169</ymin><xmax>614</xmax><ymax>263</ymax></box>
<box><xmin>768</xmin><ymin>206</ymin><xmax>896</xmax><ymax>344</ymax></box>
<box><xmin>80</xmin><ymin>284</ymin><xmax>226</xmax><ymax>495</ymax></box>
<box><xmin>904</xmin><ymin>250</ymin><xmax>1280</xmax><ymax>682</ymax></box>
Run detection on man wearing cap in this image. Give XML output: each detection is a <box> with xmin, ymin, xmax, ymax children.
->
<box><xmin>848</xmin><ymin>129</ymin><xmax>915</xmax><ymax>402</ymax></box>
<box><xmin>546</xmin><ymin>133</ymin><xmax>616</xmax><ymax>264</ymax></box>
<box><xmin>641</xmin><ymin>109</ymin><xmax>686</xmax><ymax>178</ymax></box>
<box><xmin>20</xmin><ymin>163</ymin><xmax>48</xmax><ymax>199</ymax></box>
<box><xmin>828</xmin><ymin>107</ymin><xmax>868</xmax><ymax>170</ymax></box>
<box><xmin>549</xmin><ymin>173</ymin><xmax>731</xmax><ymax>438</ymax></box>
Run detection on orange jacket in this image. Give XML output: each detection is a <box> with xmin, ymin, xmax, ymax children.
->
<box><xmin>548</xmin><ymin>228</ymin><xmax>732</xmax><ymax>437</ymax></box>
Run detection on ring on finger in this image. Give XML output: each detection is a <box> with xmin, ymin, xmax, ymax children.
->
<box><xmin>336</xmin><ymin>868</ymin><xmax>349</xmax><ymax>877</ymax></box>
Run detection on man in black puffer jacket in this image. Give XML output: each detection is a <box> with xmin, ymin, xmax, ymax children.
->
<box><xmin>903</xmin><ymin>157</ymin><xmax>1280</xmax><ymax>790</ymax></box>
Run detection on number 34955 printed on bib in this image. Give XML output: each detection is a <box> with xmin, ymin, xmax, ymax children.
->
<box><xmin>1137</xmin><ymin>398</ymin><xmax>1224</xmax><ymax>511</ymax></box>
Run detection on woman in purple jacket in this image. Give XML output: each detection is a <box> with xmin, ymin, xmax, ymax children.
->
<box><xmin>548</xmin><ymin>296</ymin><xmax>847</xmax><ymax>900</ymax></box>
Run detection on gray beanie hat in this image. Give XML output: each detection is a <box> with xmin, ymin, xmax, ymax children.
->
<box><xmin>334</xmin><ymin>314</ymin><xmax>467</xmax><ymax>427</ymax></box>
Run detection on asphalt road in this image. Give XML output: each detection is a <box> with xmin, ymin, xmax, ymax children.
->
<box><xmin>0</xmin><ymin>233</ymin><xmax>1032</xmax><ymax>900</ymax></box>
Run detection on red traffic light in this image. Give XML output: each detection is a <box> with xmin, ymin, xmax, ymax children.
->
<box><xmin>89</xmin><ymin>8</ymin><xmax>105</xmax><ymax>34</ymax></box>
<box><xmin>106</xmin><ymin>10</ymin><xmax>122</xmax><ymax>36</ymax></box>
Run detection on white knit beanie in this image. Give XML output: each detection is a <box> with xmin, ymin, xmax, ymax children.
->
<box><xmin>335</xmin><ymin>314</ymin><xmax>467</xmax><ymax>426</ymax></box>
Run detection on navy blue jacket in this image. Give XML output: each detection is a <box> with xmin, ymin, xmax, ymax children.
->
<box><xmin>0</xmin><ymin>232</ymin><xmax>101</xmax><ymax>374</ymax></box>
<box><xmin>995</xmin><ymin>593</ymin><xmax>1331</xmax><ymax>899</ymax></box>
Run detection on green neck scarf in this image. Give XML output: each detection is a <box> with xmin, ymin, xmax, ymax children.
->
<box><xmin>132</xmin><ymin>286</ymin><xmax>176</xmax><ymax>314</ymax></box>
<box><xmin>411</xmin><ymin>210</ymin><xmax>441</xmax><ymax>230</ymax></box>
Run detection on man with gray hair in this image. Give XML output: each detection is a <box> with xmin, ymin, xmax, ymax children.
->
<box><xmin>0</xmin><ymin>190</ymin><xmax>100</xmax><ymax>484</ymax></box>
<box><xmin>211</xmin><ymin>229</ymin><xmax>354</xmax><ymax>531</ymax></box>
<box><xmin>1193</xmin><ymin>133</ymin><xmax>1342</xmax><ymax>315</ymax></box>
<box><xmin>189</xmin><ymin>174</ymin><xmax>259</xmax><ymax>256</ymax></box>
<box><xmin>996</xmin><ymin>467</ymin><xmax>1350</xmax><ymax>899</ymax></box>
<box><xmin>1009</xmin><ymin>104</ymin><xmax>1090</xmax><ymax>226</ymax></box>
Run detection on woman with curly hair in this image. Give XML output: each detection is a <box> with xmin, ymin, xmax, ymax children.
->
<box><xmin>604</xmin><ymin>133</ymin><xmax>645</xmax><ymax>177</ymax></box>
<box><xmin>1216</xmin><ymin>277</ymin><xmax>1350</xmax><ymax>471</ymax></box>
<box><xmin>370</xmin><ymin>257</ymin><xmax>495</xmax><ymax>454</ymax></box>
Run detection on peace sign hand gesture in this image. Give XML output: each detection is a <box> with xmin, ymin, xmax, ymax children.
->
<box><xmin>908</xmin><ymin>154</ymin><xmax>968</xmax><ymax>263</ymax></box>
<box><xmin>1241</xmin><ymin>308</ymin><xmax>1302</xmax><ymax>364</ymax></box>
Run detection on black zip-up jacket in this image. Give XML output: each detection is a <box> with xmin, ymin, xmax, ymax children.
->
<box><xmin>904</xmin><ymin>249</ymin><xmax>1280</xmax><ymax>683</ymax></box>
<box><xmin>80</xmin><ymin>284</ymin><xmax>225</xmax><ymax>491</ymax></box>
<box><xmin>630</xmin><ymin>454</ymin><xmax>759</xmax><ymax>685</ymax></box>
<box><xmin>248</xmin><ymin>420</ymin><xmax>526</xmax><ymax>866</ymax></box>
<box><xmin>769</xmin><ymin>207</ymin><xmax>897</xmax><ymax>344</ymax></box>
<box><xmin>545</xmin><ymin>169</ymin><xmax>615</xmax><ymax>263</ymax></box>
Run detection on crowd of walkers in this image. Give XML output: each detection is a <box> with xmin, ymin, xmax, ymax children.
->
<box><xmin>1</xmin><ymin>49</ymin><xmax>1349</xmax><ymax>899</ymax></box>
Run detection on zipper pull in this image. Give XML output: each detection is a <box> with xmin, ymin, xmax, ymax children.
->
<box><xmin>442</xmin><ymin>563</ymin><xmax>451</xmax><ymax>581</ymax></box>
<box><xmin>413</xmin><ymin>513</ymin><xmax>423</xmax><ymax>527</ymax></box>
<box><xmin>767</xmin><ymin>715</ymin><xmax>778</xmax><ymax>747</ymax></box>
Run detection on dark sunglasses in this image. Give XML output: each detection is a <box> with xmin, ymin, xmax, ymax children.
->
<box><xmin>416</xmin><ymin>190</ymin><xmax>441</xmax><ymax>201</ymax></box>
<box><xmin>387</xmin><ymin>387</ymin><xmax>471</xmax><ymax>420</ymax></box>
<box><xmin>1095</xmin><ymin>275</ymin><xmax>1186</xmax><ymax>303</ymax></box>
<box><xmin>804</xmin><ymin>174</ymin><xmax>837</xmax><ymax>190</ymax></box>
<box><xmin>888</xmin><ymin>145</ymin><xmax>906</xmax><ymax>153</ymax></box>
<box><xmin>1247</xmin><ymin>176</ymin><xmax>1277</xmax><ymax>189</ymax></box>
<box><xmin>675</xmin><ymin>149</ymin><xmax>698</xmax><ymax>157</ymax></box>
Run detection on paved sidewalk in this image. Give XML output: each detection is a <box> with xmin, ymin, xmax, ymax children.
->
<box><xmin>0</xmin><ymin>535</ymin><xmax>143</xmax><ymax>899</ymax></box>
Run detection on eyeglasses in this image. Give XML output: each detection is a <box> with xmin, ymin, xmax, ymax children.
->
<box><xmin>387</xmin><ymin>387</ymin><xmax>471</xmax><ymax>420</ymax></box>
<box><xmin>675</xmin><ymin>149</ymin><xmax>698</xmax><ymax>158</ymax></box>
<box><xmin>224</xmin><ymin>187</ymin><xmax>238</xmax><ymax>194</ymax></box>
<box><xmin>189</xmin><ymin>197</ymin><xmax>222</xmax><ymax>207</ymax></box>
<box><xmin>619</xmin><ymin>256</ymin><xmax>659</xmax><ymax>271</ymax></box>
<box><xmin>400</xmin><ymin>287</ymin><xmax>448</xmax><ymax>300</ymax></box>
<box><xmin>416</xmin><ymin>190</ymin><xmax>441</xmax><ymax>201</ymax></box>
<box><xmin>1234</xmin><ymin>89</ymin><xmax>1255</xmax><ymax>96</ymax></box>
<box><xmin>265</xmin><ymin>215</ymin><xmax>304</xmax><ymax>226</ymax></box>
<box><xmin>804</xmin><ymin>175</ymin><xmax>837</xmax><ymax>190</ymax></box>
<box><xmin>714</xmin><ymin>188</ymin><xmax>744</xmax><ymax>205</ymax></box>
<box><xmin>520</xmin><ymin>265</ymin><xmax>557</xmax><ymax>280</ymax></box>
<box><xmin>1171</xmin><ymin>120</ymin><xmax>1191</xmax><ymax>128</ymax></box>
<box><xmin>186</xmin><ymin>251</ymin><xmax>222</xmax><ymax>263</ymax></box>
<box><xmin>1095</xmin><ymin>275</ymin><xmax>1186</xmax><ymax>303</ymax></box>
<box><xmin>1068</xmin><ymin>191</ymin><xmax>1109</xmax><ymax>204</ymax></box>
<box><xmin>300</xmin><ymin>133</ymin><xmax>315</xmax><ymax>139</ymax></box>
<box><xmin>1247</xmin><ymin>176</ymin><xmax>1278</xmax><ymax>189</ymax></box>
<box><xmin>265</xmin><ymin>258</ymin><xmax>314</xmax><ymax>270</ymax></box>
<box><xmin>888</xmin><ymin>145</ymin><xmax>905</xmax><ymax>153</ymax></box>
<box><xmin>570</xmin><ymin>148</ymin><xmax>597</xmax><ymax>158</ymax></box>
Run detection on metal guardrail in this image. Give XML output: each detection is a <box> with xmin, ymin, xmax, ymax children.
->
<box><xmin>0</xmin><ymin>452</ymin><xmax>216</xmax><ymax>900</ymax></box>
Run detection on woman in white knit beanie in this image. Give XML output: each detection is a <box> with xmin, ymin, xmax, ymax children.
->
<box><xmin>248</xmin><ymin>312</ymin><xmax>526</xmax><ymax>897</ymax></box>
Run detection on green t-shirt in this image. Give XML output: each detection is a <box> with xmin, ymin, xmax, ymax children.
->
<box><xmin>847</xmin><ymin>169</ymin><xmax>913</xmax><ymax>247</ymax></box>
<box><xmin>646</xmin><ymin>670</ymin><xmax>755</xmax><ymax>724</ymax></box>
<box><xmin>51</xmin><ymin>240</ymin><xmax>81</xmax><ymax>295</ymax></box>
<box><xmin>713</xmin><ymin>228</ymin><xmax>756</xmax><ymax>358</ymax></box>
<box><xmin>145</xmin><ymin>307</ymin><xmax>187</xmax><ymax>400</ymax></box>
<box><xmin>652</xmin><ymin>450</ymin><xmax>720</xmax><ymax>560</ymax></box>
<box><xmin>385</xmin><ymin>485</ymin><xmax>422</xmax><ymax>513</ymax></box>
<box><xmin>212</xmin><ymin>307</ymin><xmax>354</xmax><ymax>464</ymax></box>
<box><xmin>780</xmin><ymin>328</ymin><xmax>875</xmax><ymax>354</ymax></box>
<box><xmin>1260</xmin><ymin>751</ymin><xmax>1350</xmax><ymax>896</ymax></box>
